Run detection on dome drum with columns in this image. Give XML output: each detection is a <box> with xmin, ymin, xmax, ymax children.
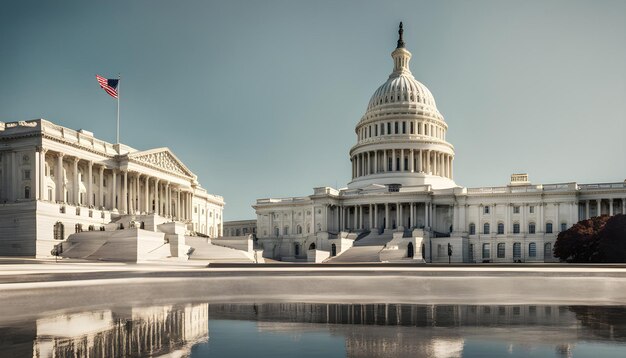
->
<box><xmin>348</xmin><ymin>22</ymin><xmax>456</xmax><ymax>190</ymax></box>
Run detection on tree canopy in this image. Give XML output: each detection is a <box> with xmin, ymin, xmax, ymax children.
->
<box><xmin>554</xmin><ymin>214</ymin><xmax>626</xmax><ymax>263</ymax></box>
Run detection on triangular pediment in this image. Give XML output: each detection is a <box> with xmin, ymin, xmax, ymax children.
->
<box><xmin>128</xmin><ymin>147</ymin><xmax>195</xmax><ymax>178</ymax></box>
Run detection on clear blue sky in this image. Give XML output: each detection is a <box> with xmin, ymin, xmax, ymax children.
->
<box><xmin>2</xmin><ymin>0</ymin><xmax>625</xmax><ymax>220</ymax></box>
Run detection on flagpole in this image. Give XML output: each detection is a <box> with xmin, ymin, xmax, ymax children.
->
<box><xmin>116</xmin><ymin>73</ymin><xmax>120</xmax><ymax>144</ymax></box>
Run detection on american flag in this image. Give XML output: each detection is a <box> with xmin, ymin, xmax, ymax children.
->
<box><xmin>96</xmin><ymin>75</ymin><xmax>119</xmax><ymax>99</ymax></box>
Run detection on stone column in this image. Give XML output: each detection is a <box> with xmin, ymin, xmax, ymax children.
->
<box><xmin>555</xmin><ymin>203</ymin><xmax>560</xmax><ymax>231</ymax></box>
<box><xmin>538</xmin><ymin>203</ymin><xmax>544</xmax><ymax>233</ymax></box>
<box><xmin>585</xmin><ymin>200</ymin><xmax>589</xmax><ymax>219</ymax></box>
<box><xmin>374</xmin><ymin>204</ymin><xmax>378</xmax><ymax>229</ymax></box>
<box><xmin>72</xmin><ymin>158</ymin><xmax>79</xmax><ymax>205</ymax></box>
<box><xmin>111</xmin><ymin>170</ymin><xmax>117</xmax><ymax>210</ymax></box>
<box><xmin>432</xmin><ymin>203</ymin><xmax>437</xmax><ymax>230</ymax></box>
<box><xmin>166</xmin><ymin>183</ymin><xmax>171</xmax><ymax>217</ymax></box>
<box><xmin>56</xmin><ymin>153</ymin><xmax>64</xmax><ymax>203</ymax></box>
<box><xmin>522</xmin><ymin>204</ymin><xmax>527</xmax><ymax>234</ymax></box>
<box><xmin>410</xmin><ymin>149</ymin><xmax>415</xmax><ymax>172</ymax></box>
<box><xmin>383</xmin><ymin>150</ymin><xmax>388</xmax><ymax>172</ymax></box>
<box><xmin>87</xmin><ymin>161</ymin><xmax>93</xmax><ymax>207</ymax></box>
<box><xmin>154</xmin><ymin>179</ymin><xmax>160</xmax><ymax>215</ymax></box>
<box><xmin>392</xmin><ymin>149</ymin><xmax>396</xmax><ymax>171</ymax></box>
<box><xmin>596</xmin><ymin>199</ymin><xmax>601</xmax><ymax>217</ymax></box>
<box><xmin>610</xmin><ymin>199</ymin><xmax>614</xmax><ymax>216</ymax></box>
<box><xmin>505</xmin><ymin>204</ymin><xmax>510</xmax><ymax>234</ymax></box>
<box><xmin>396</xmin><ymin>203</ymin><xmax>400</xmax><ymax>229</ymax></box>
<box><xmin>38</xmin><ymin>148</ymin><xmax>47</xmax><ymax>200</ymax></box>
<box><xmin>122</xmin><ymin>170</ymin><xmax>128</xmax><ymax>214</ymax></box>
<box><xmin>98</xmin><ymin>166</ymin><xmax>105</xmax><ymax>208</ymax></box>
<box><xmin>374</xmin><ymin>151</ymin><xmax>378</xmax><ymax>173</ymax></box>
<box><xmin>410</xmin><ymin>203</ymin><xmax>414</xmax><ymax>228</ymax></box>
<box><xmin>400</xmin><ymin>149</ymin><xmax>404</xmax><ymax>171</ymax></box>
<box><xmin>425</xmin><ymin>202</ymin><xmax>430</xmax><ymax>229</ymax></box>
<box><xmin>385</xmin><ymin>203</ymin><xmax>390</xmax><ymax>230</ymax></box>
<box><xmin>143</xmin><ymin>176</ymin><xmax>149</xmax><ymax>214</ymax></box>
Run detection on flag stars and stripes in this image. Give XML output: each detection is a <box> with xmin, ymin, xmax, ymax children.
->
<box><xmin>96</xmin><ymin>75</ymin><xmax>119</xmax><ymax>99</ymax></box>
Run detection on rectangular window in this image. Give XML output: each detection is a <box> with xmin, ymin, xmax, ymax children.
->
<box><xmin>482</xmin><ymin>244</ymin><xmax>490</xmax><ymax>259</ymax></box>
<box><xmin>497</xmin><ymin>243</ymin><xmax>505</xmax><ymax>258</ymax></box>
<box><xmin>513</xmin><ymin>243</ymin><xmax>521</xmax><ymax>258</ymax></box>
<box><xmin>394</xmin><ymin>122</ymin><xmax>399</xmax><ymax>134</ymax></box>
<box><xmin>529</xmin><ymin>206</ymin><xmax>535</xmax><ymax>214</ymax></box>
<box><xmin>561</xmin><ymin>223</ymin><xmax>567</xmax><ymax>232</ymax></box>
<box><xmin>410</xmin><ymin>122</ymin><xmax>414</xmax><ymax>134</ymax></box>
<box><xmin>513</xmin><ymin>223</ymin><xmax>520</xmax><ymax>234</ymax></box>
<box><xmin>546</xmin><ymin>223</ymin><xmax>553</xmax><ymax>234</ymax></box>
<box><xmin>387</xmin><ymin>122</ymin><xmax>391</xmax><ymax>134</ymax></box>
<box><xmin>484</xmin><ymin>206</ymin><xmax>490</xmax><ymax>214</ymax></box>
<box><xmin>375</xmin><ymin>125</ymin><xmax>378</xmax><ymax>136</ymax></box>
<box><xmin>24</xmin><ymin>170</ymin><xmax>31</xmax><ymax>180</ymax></box>
<box><xmin>529</xmin><ymin>224</ymin><xmax>536</xmax><ymax>234</ymax></box>
<box><xmin>513</xmin><ymin>206</ymin><xmax>520</xmax><ymax>214</ymax></box>
<box><xmin>402</xmin><ymin>122</ymin><xmax>406</xmax><ymax>134</ymax></box>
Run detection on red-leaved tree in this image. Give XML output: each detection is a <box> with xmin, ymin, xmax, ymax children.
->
<box><xmin>554</xmin><ymin>214</ymin><xmax>626</xmax><ymax>262</ymax></box>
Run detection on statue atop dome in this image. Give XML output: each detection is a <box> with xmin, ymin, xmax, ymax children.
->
<box><xmin>397</xmin><ymin>22</ymin><xmax>405</xmax><ymax>49</ymax></box>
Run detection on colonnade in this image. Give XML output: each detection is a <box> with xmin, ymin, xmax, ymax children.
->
<box><xmin>351</xmin><ymin>149</ymin><xmax>453</xmax><ymax>179</ymax></box>
<box><xmin>335</xmin><ymin>202</ymin><xmax>437</xmax><ymax>232</ymax></box>
<box><xmin>579</xmin><ymin>198</ymin><xmax>626</xmax><ymax>220</ymax></box>
<box><xmin>42</xmin><ymin>149</ymin><xmax>195</xmax><ymax>221</ymax></box>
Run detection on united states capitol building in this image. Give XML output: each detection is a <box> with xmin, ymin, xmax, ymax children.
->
<box><xmin>0</xmin><ymin>119</ymin><xmax>224</xmax><ymax>258</ymax></box>
<box><xmin>253</xmin><ymin>24</ymin><xmax>626</xmax><ymax>264</ymax></box>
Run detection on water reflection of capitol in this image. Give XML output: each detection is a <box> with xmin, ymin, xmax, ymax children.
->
<box><xmin>31</xmin><ymin>303</ymin><xmax>208</xmax><ymax>358</ymax></box>
<box><xmin>210</xmin><ymin>303</ymin><xmax>623</xmax><ymax>358</ymax></box>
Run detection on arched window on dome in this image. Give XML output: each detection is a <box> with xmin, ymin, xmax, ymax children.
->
<box><xmin>424</xmin><ymin>125</ymin><xmax>428</xmax><ymax>136</ymax></box>
<box><xmin>402</xmin><ymin>122</ymin><xmax>406</xmax><ymax>134</ymax></box>
<box><xmin>394</xmin><ymin>122</ymin><xmax>399</xmax><ymax>134</ymax></box>
<box><xmin>387</xmin><ymin>122</ymin><xmax>391</xmax><ymax>135</ymax></box>
<box><xmin>410</xmin><ymin>122</ymin><xmax>414</xmax><ymax>134</ymax></box>
<box><xmin>375</xmin><ymin>125</ymin><xmax>378</xmax><ymax>136</ymax></box>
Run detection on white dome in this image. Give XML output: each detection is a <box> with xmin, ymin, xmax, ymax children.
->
<box><xmin>366</xmin><ymin>73</ymin><xmax>437</xmax><ymax>111</ymax></box>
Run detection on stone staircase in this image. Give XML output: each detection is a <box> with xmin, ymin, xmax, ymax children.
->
<box><xmin>327</xmin><ymin>230</ymin><xmax>394</xmax><ymax>263</ymax></box>
<box><xmin>185</xmin><ymin>236</ymin><xmax>255</xmax><ymax>263</ymax></box>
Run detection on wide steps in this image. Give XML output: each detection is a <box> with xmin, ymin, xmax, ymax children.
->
<box><xmin>185</xmin><ymin>236</ymin><xmax>253</xmax><ymax>262</ymax></box>
<box><xmin>327</xmin><ymin>245</ymin><xmax>384</xmax><ymax>263</ymax></box>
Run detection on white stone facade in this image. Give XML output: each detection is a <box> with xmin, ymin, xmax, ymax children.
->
<box><xmin>253</xmin><ymin>24</ymin><xmax>626</xmax><ymax>263</ymax></box>
<box><xmin>0</xmin><ymin>119</ymin><xmax>224</xmax><ymax>257</ymax></box>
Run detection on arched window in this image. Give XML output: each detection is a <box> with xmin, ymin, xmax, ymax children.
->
<box><xmin>331</xmin><ymin>244</ymin><xmax>337</xmax><ymax>257</ymax></box>
<box><xmin>513</xmin><ymin>242</ymin><xmax>521</xmax><ymax>258</ymax></box>
<box><xmin>483</xmin><ymin>223</ymin><xmax>490</xmax><ymax>235</ymax></box>
<box><xmin>53</xmin><ymin>222</ymin><xmax>64</xmax><ymax>240</ymax></box>
<box><xmin>469</xmin><ymin>223</ymin><xmax>475</xmax><ymax>235</ymax></box>
<box><xmin>513</xmin><ymin>223</ymin><xmax>520</xmax><ymax>234</ymax></box>
<box><xmin>529</xmin><ymin>243</ymin><xmax>537</xmax><ymax>257</ymax></box>
<box><xmin>284</xmin><ymin>226</ymin><xmax>289</xmax><ymax>235</ymax></box>
<box><xmin>528</xmin><ymin>222</ymin><xmax>536</xmax><ymax>234</ymax></box>
<box><xmin>294</xmin><ymin>243</ymin><xmax>300</xmax><ymax>256</ymax></box>
<box><xmin>75</xmin><ymin>223</ymin><xmax>82</xmax><ymax>233</ymax></box>
<box><xmin>482</xmin><ymin>243</ymin><xmax>490</xmax><ymax>259</ymax></box>
<box><xmin>497</xmin><ymin>222</ymin><xmax>504</xmax><ymax>235</ymax></box>
<box><xmin>545</xmin><ymin>222</ymin><xmax>553</xmax><ymax>234</ymax></box>
<box><xmin>544</xmin><ymin>243</ymin><xmax>552</xmax><ymax>260</ymax></box>
<box><xmin>497</xmin><ymin>243</ymin><xmax>505</xmax><ymax>258</ymax></box>
<box><xmin>297</xmin><ymin>225</ymin><xmax>302</xmax><ymax>234</ymax></box>
<box><xmin>24</xmin><ymin>186</ymin><xmax>31</xmax><ymax>199</ymax></box>
<box><xmin>560</xmin><ymin>223</ymin><xmax>567</xmax><ymax>232</ymax></box>
<box><xmin>309</xmin><ymin>243</ymin><xmax>316</xmax><ymax>250</ymax></box>
<box><xmin>274</xmin><ymin>227</ymin><xmax>279</xmax><ymax>237</ymax></box>
<box><xmin>407</xmin><ymin>242</ymin><xmax>414</xmax><ymax>258</ymax></box>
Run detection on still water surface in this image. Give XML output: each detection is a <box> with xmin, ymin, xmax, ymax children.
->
<box><xmin>2</xmin><ymin>302</ymin><xmax>626</xmax><ymax>357</ymax></box>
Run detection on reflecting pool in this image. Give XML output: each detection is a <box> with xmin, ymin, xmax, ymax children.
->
<box><xmin>2</xmin><ymin>303</ymin><xmax>626</xmax><ymax>357</ymax></box>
